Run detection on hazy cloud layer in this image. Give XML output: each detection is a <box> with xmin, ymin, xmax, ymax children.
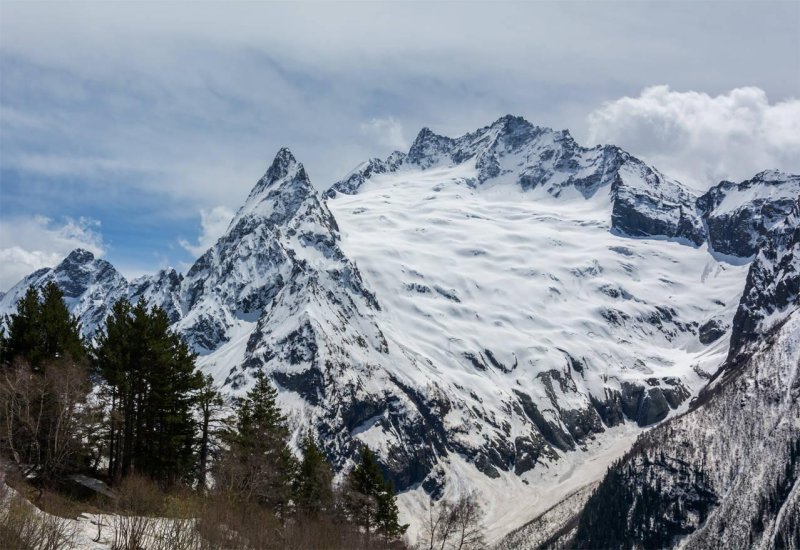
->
<box><xmin>361</xmin><ymin>118</ymin><xmax>408</xmax><ymax>153</ymax></box>
<box><xmin>588</xmin><ymin>86</ymin><xmax>800</xmax><ymax>190</ymax></box>
<box><xmin>179</xmin><ymin>206</ymin><xmax>236</xmax><ymax>257</ymax></box>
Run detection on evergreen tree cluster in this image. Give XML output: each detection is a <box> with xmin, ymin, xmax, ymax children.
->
<box><xmin>0</xmin><ymin>283</ymin><xmax>408</xmax><ymax>547</ymax></box>
<box><xmin>95</xmin><ymin>298</ymin><xmax>205</xmax><ymax>487</ymax></box>
<box><xmin>215</xmin><ymin>369</ymin><xmax>407</xmax><ymax>541</ymax></box>
<box><xmin>573</xmin><ymin>450</ymin><xmax>718</xmax><ymax>549</ymax></box>
<box><xmin>1</xmin><ymin>283</ymin><xmax>85</xmax><ymax>368</ymax></box>
<box><xmin>0</xmin><ymin>283</ymin><xmax>91</xmax><ymax>482</ymax></box>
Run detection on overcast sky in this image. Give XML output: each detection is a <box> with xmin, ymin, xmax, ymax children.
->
<box><xmin>1</xmin><ymin>1</ymin><xmax>798</xmax><ymax>289</ymax></box>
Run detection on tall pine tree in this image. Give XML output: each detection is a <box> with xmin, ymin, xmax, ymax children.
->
<box><xmin>94</xmin><ymin>298</ymin><xmax>204</xmax><ymax>487</ymax></box>
<box><xmin>215</xmin><ymin>370</ymin><xmax>296</xmax><ymax>516</ymax></box>
<box><xmin>293</xmin><ymin>433</ymin><xmax>334</xmax><ymax>517</ymax></box>
<box><xmin>344</xmin><ymin>446</ymin><xmax>407</xmax><ymax>539</ymax></box>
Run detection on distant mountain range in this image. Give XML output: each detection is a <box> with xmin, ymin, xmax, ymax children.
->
<box><xmin>2</xmin><ymin>115</ymin><xmax>798</xmax><ymax>546</ymax></box>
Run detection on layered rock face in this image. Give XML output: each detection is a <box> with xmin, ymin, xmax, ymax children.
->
<box><xmin>698</xmin><ymin>170</ymin><xmax>800</xmax><ymax>258</ymax></box>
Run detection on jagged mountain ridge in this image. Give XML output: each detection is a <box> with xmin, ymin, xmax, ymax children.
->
<box><xmin>569</xmin><ymin>199</ymin><xmax>800</xmax><ymax>549</ymax></box>
<box><xmin>1</xmin><ymin>115</ymin><xmax>798</xmax><ymax>542</ymax></box>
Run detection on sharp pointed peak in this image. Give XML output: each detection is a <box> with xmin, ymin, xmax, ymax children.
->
<box><xmin>249</xmin><ymin>147</ymin><xmax>311</xmax><ymax>195</ymax></box>
<box><xmin>265</xmin><ymin>146</ymin><xmax>301</xmax><ymax>180</ymax></box>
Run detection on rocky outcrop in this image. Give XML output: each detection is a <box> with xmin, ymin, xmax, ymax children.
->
<box><xmin>698</xmin><ymin>170</ymin><xmax>800</xmax><ymax>258</ymax></box>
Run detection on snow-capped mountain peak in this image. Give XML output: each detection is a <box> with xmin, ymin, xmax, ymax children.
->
<box><xmin>231</xmin><ymin>146</ymin><xmax>317</xmax><ymax>229</ymax></box>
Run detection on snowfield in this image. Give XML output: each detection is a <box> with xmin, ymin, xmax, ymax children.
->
<box><xmin>327</xmin><ymin>162</ymin><xmax>748</xmax><ymax>541</ymax></box>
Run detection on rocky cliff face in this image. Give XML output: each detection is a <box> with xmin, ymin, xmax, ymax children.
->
<box><xmin>571</xmin><ymin>201</ymin><xmax>800</xmax><ymax>550</ymax></box>
<box><xmin>698</xmin><ymin>170</ymin><xmax>800</xmax><ymax>258</ymax></box>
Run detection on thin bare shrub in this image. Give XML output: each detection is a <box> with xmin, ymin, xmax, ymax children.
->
<box><xmin>0</xmin><ymin>358</ymin><xmax>91</xmax><ymax>481</ymax></box>
<box><xmin>195</xmin><ymin>491</ymin><xmax>283</xmax><ymax>549</ymax></box>
<box><xmin>419</xmin><ymin>492</ymin><xmax>485</xmax><ymax>550</ymax></box>
<box><xmin>110</xmin><ymin>474</ymin><xmax>164</xmax><ymax>550</ymax></box>
<box><xmin>149</xmin><ymin>492</ymin><xmax>204</xmax><ymax>550</ymax></box>
<box><xmin>281</xmin><ymin>513</ymin><xmax>406</xmax><ymax>550</ymax></box>
<box><xmin>0</xmin><ymin>484</ymin><xmax>77</xmax><ymax>550</ymax></box>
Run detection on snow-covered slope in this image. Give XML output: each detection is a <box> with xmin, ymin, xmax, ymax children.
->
<box><xmin>2</xmin><ymin>115</ymin><xmax>798</xmax><ymax>542</ymax></box>
<box><xmin>0</xmin><ymin>251</ymin><xmax>183</xmax><ymax>339</ymax></box>
<box><xmin>326</xmin><ymin>158</ymin><xmax>747</xmax><ymax>542</ymax></box>
<box><xmin>330</xmin><ymin>115</ymin><xmax>707</xmax><ymax>245</ymax></box>
<box><xmin>0</xmin><ymin>249</ymin><xmax>129</xmax><ymax>338</ymax></box>
<box><xmin>570</xmin><ymin>202</ymin><xmax>800</xmax><ymax>548</ymax></box>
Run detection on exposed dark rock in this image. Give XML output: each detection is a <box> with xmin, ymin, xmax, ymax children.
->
<box><xmin>698</xmin><ymin>318</ymin><xmax>727</xmax><ymax>344</ymax></box>
<box><xmin>515</xmin><ymin>389</ymin><xmax>574</xmax><ymax>452</ymax></box>
<box><xmin>698</xmin><ymin>170</ymin><xmax>800</xmax><ymax>258</ymax></box>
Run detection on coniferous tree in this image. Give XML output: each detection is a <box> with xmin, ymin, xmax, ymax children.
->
<box><xmin>196</xmin><ymin>373</ymin><xmax>226</xmax><ymax>489</ymax></box>
<box><xmin>344</xmin><ymin>446</ymin><xmax>407</xmax><ymax>539</ymax></box>
<box><xmin>0</xmin><ymin>284</ymin><xmax>90</xmax><ymax>481</ymax></box>
<box><xmin>94</xmin><ymin>298</ymin><xmax>204</xmax><ymax>487</ymax></box>
<box><xmin>293</xmin><ymin>433</ymin><xmax>334</xmax><ymax>517</ymax></box>
<box><xmin>3</xmin><ymin>283</ymin><xmax>84</xmax><ymax>369</ymax></box>
<box><xmin>3</xmin><ymin>286</ymin><xmax>42</xmax><ymax>367</ymax></box>
<box><xmin>0</xmin><ymin>326</ymin><xmax>7</xmax><ymax>364</ymax></box>
<box><xmin>215</xmin><ymin>370</ymin><xmax>297</xmax><ymax>516</ymax></box>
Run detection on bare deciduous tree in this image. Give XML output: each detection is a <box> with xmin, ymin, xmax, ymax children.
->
<box><xmin>0</xmin><ymin>359</ymin><xmax>91</xmax><ymax>482</ymax></box>
<box><xmin>419</xmin><ymin>492</ymin><xmax>485</xmax><ymax>550</ymax></box>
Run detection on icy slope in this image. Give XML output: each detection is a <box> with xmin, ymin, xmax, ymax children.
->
<box><xmin>2</xmin><ymin>115</ymin><xmax>797</xmax><ymax>542</ymax></box>
<box><xmin>326</xmin><ymin>162</ymin><xmax>748</xmax><ymax>540</ymax></box>
<box><xmin>331</xmin><ymin>115</ymin><xmax>706</xmax><ymax>245</ymax></box>
<box><xmin>571</xmin><ymin>201</ymin><xmax>800</xmax><ymax>549</ymax></box>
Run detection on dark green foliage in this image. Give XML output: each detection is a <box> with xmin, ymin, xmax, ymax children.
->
<box><xmin>344</xmin><ymin>446</ymin><xmax>408</xmax><ymax>540</ymax></box>
<box><xmin>214</xmin><ymin>370</ymin><xmax>297</xmax><ymax>515</ymax></box>
<box><xmin>573</xmin><ymin>450</ymin><xmax>717</xmax><ymax>549</ymax></box>
<box><xmin>195</xmin><ymin>374</ymin><xmax>226</xmax><ymax>489</ymax></box>
<box><xmin>94</xmin><ymin>298</ymin><xmax>204</xmax><ymax>487</ymax></box>
<box><xmin>2</xmin><ymin>283</ymin><xmax>85</xmax><ymax>368</ymax></box>
<box><xmin>293</xmin><ymin>433</ymin><xmax>334</xmax><ymax>517</ymax></box>
<box><xmin>0</xmin><ymin>284</ymin><xmax>92</xmax><ymax>482</ymax></box>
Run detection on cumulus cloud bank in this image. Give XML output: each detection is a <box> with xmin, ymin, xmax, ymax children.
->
<box><xmin>179</xmin><ymin>206</ymin><xmax>236</xmax><ymax>257</ymax></box>
<box><xmin>587</xmin><ymin>86</ymin><xmax>800</xmax><ymax>191</ymax></box>
<box><xmin>0</xmin><ymin>216</ymin><xmax>106</xmax><ymax>290</ymax></box>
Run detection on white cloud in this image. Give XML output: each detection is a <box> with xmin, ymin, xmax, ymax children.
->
<box><xmin>587</xmin><ymin>86</ymin><xmax>800</xmax><ymax>191</ymax></box>
<box><xmin>360</xmin><ymin>117</ymin><xmax>408</xmax><ymax>153</ymax></box>
<box><xmin>0</xmin><ymin>216</ymin><xmax>106</xmax><ymax>290</ymax></box>
<box><xmin>179</xmin><ymin>206</ymin><xmax>235</xmax><ymax>257</ymax></box>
